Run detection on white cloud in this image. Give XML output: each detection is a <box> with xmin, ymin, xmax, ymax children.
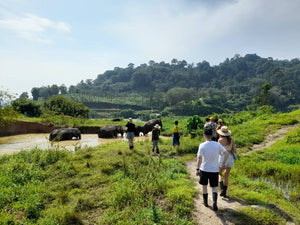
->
<box><xmin>104</xmin><ymin>0</ymin><xmax>300</xmax><ymax>64</ymax></box>
<box><xmin>0</xmin><ymin>13</ymin><xmax>71</xmax><ymax>43</ymax></box>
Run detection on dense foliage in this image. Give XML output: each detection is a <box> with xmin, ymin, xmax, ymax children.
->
<box><xmin>0</xmin><ymin>90</ymin><xmax>20</xmax><ymax>127</ymax></box>
<box><xmin>43</xmin><ymin>96</ymin><xmax>90</xmax><ymax>118</ymax></box>
<box><xmin>12</xmin><ymin>98</ymin><xmax>42</xmax><ymax>117</ymax></box>
<box><xmin>30</xmin><ymin>54</ymin><xmax>300</xmax><ymax>117</ymax></box>
<box><xmin>11</xmin><ymin>96</ymin><xmax>90</xmax><ymax>119</ymax></box>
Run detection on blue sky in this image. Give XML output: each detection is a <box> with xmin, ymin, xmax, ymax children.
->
<box><xmin>1</xmin><ymin>0</ymin><xmax>300</xmax><ymax>96</ymax></box>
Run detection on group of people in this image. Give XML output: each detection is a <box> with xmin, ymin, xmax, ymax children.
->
<box><xmin>126</xmin><ymin>116</ymin><xmax>237</xmax><ymax>211</ymax></box>
<box><xmin>125</xmin><ymin>118</ymin><xmax>161</xmax><ymax>153</ymax></box>
<box><xmin>197</xmin><ymin>117</ymin><xmax>236</xmax><ymax>211</ymax></box>
<box><xmin>125</xmin><ymin>118</ymin><xmax>181</xmax><ymax>152</ymax></box>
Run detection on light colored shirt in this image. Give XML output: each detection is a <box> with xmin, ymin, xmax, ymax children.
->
<box><xmin>197</xmin><ymin>141</ymin><xmax>227</xmax><ymax>172</ymax></box>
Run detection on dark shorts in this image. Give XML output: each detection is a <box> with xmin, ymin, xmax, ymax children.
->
<box><xmin>199</xmin><ymin>170</ymin><xmax>219</xmax><ymax>187</ymax></box>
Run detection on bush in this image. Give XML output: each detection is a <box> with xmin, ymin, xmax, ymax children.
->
<box><xmin>12</xmin><ymin>98</ymin><xmax>42</xmax><ymax>117</ymax></box>
<box><xmin>43</xmin><ymin>96</ymin><xmax>90</xmax><ymax>118</ymax></box>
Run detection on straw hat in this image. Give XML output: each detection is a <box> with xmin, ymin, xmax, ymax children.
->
<box><xmin>218</xmin><ymin>119</ymin><xmax>223</xmax><ymax>123</ymax></box>
<box><xmin>210</xmin><ymin>117</ymin><xmax>215</xmax><ymax>121</ymax></box>
<box><xmin>217</xmin><ymin>126</ymin><xmax>231</xmax><ymax>136</ymax></box>
<box><xmin>128</xmin><ymin>118</ymin><xmax>133</xmax><ymax>122</ymax></box>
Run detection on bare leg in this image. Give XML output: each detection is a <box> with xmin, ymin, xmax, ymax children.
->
<box><xmin>129</xmin><ymin>139</ymin><xmax>134</xmax><ymax>149</ymax></box>
<box><xmin>212</xmin><ymin>186</ymin><xmax>218</xmax><ymax>193</ymax></box>
<box><xmin>202</xmin><ymin>185</ymin><xmax>208</xmax><ymax>194</ymax></box>
<box><xmin>224</xmin><ymin>168</ymin><xmax>231</xmax><ymax>186</ymax></box>
<box><xmin>219</xmin><ymin>167</ymin><xmax>224</xmax><ymax>182</ymax></box>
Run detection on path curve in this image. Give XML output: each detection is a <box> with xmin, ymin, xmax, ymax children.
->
<box><xmin>186</xmin><ymin>123</ymin><xmax>299</xmax><ymax>225</ymax></box>
<box><xmin>242</xmin><ymin>123</ymin><xmax>299</xmax><ymax>155</ymax></box>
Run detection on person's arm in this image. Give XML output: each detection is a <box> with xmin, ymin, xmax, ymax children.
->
<box><xmin>196</xmin><ymin>155</ymin><xmax>202</xmax><ymax>175</ymax></box>
<box><xmin>232</xmin><ymin>139</ymin><xmax>237</xmax><ymax>154</ymax></box>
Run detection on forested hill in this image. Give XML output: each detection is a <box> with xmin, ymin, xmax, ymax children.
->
<box><xmin>31</xmin><ymin>54</ymin><xmax>300</xmax><ymax>117</ymax></box>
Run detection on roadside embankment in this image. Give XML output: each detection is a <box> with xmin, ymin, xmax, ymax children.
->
<box><xmin>0</xmin><ymin>121</ymin><xmax>101</xmax><ymax>137</ymax></box>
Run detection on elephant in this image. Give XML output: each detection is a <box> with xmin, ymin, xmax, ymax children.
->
<box><xmin>98</xmin><ymin>125</ymin><xmax>124</xmax><ymax>138</ymax></box>
<box><xmin>142</xmin><ymin>118</ymin><xmax>163</xmax><ymax>135</ymax></box>
<box><xmin>49</xmin><ymin>128</ymin><xmax>81</xmax><ymax>141</ymax></box>
<box><xmin>134</xmin><ymin>125</ymin><xmax>144</xmax><ymax>136</ymax></box>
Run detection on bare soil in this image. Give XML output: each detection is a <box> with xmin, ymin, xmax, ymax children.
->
<box><xmin>186</xmin><ymin>123</ymin><xmax>299</xmax><ymax>225</ymax></box>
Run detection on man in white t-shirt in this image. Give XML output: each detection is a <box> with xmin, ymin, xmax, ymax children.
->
<box><xmin>196</xmin><ymin>128</ymin><xmax>229</xmax><ymax>211</ymax></box>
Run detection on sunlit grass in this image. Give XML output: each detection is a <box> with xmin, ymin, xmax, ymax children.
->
<box><xmin>1</xmin><ymin>108</ymin><xmax>300</xmax><ymax>224</ymax></box>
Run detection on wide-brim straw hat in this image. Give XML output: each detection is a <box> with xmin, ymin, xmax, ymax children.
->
<box><xmin>217</xmin><ymin>126</ymin><xmax>231</xmax><ymax>136</ymax></box>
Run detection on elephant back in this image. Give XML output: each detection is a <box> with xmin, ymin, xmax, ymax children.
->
<box><xmin>143</xmin><ymin>118</ymin><xmax>162</xmax><ymax>134</ymax></box>
<box><xmin>98</xmin><ymin>125</ymin><xmax>123</xmax><ymax>138</ymax></box>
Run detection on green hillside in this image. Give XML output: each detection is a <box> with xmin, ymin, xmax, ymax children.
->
<box><xmin>29</xmin><ymin>54</ymin><xmax>300</xmax><ymax>117</ymax></box>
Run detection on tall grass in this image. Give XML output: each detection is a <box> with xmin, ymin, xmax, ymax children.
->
<box><xmin>0</xmin><ymin>140</ymin><xmax>196</xmax><ymax>224</ymax></box>
<box><xmin>227</xmin><ymin>110</ymin><xmax>300</xmax><ymax>224</ymax></box>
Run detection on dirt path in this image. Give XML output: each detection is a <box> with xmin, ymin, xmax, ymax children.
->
<box><xmin>185</xmin><ymin>123</ymin><xmax>299</xmax><ymax>225</ymax></box>
<box><xmin>242</xmin><ymin>123</ymin><xmax>299</xmax><ymax>155</ymax></box>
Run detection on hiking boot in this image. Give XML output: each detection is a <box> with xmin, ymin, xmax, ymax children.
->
<box><xmin>220</xmin><ymin>184</ymin><xmax>226</xmax><ymax>196</ymax></box>
<box><xmin>221</xmin><ymin>186</ymin><xmax>227</xmax><ymax>197</ymax></box>
<box><xmin>156</xmin><ymin>148</ymin><xmax>160</xmax><ymax>154</ymax></box>
<box><xmin>219</xmin><ymin>181</ymin><xmax>224</xmax><ymax>194</ymax></box>
<box><xmin>203</xmin><ymin>194</ymin><xmax>208</xmax><ymax>207</ymax></box>
<box><xmin>213</xmin><ymin>192</ymin><xmax>218</xmax><ymax>211</ymax></box>
<box><xmin>152</xmin><ymin>148</ymin><xmax>154</xmax><ymax>152</ymax></box>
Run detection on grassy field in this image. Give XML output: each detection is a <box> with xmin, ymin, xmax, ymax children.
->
<box><xmin>1</xmin><ymin>108</ymin><xmax>299</xmax><ymax>224</ymax></box>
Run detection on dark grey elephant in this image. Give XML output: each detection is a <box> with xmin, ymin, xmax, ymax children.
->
<box><xmin>134</xmin><ymin>125</ymin><xmax>144</xmax><ymax>136</ymax></box>
<box><xmin>143</xmin><ymin>118</ymin><xmax>163</xmax><ymax>135</ymax></box>
<box><xmin>49</xmin><ymin>128</ymin><xmax>81</xmax><ymax>141</ymax></box>
<box><xmin>98</xmin><ymin>125</ymin><xmax>124</xmax><ymax>138</ymax></box>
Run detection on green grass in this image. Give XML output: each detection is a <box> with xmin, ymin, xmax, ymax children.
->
<box><xmin>231</xmin><ymin>206</ymin><xmax>286</xmax><ymax>225</ymax></box>
<box><xmin>226</xmin><ymin>110</ymin><xmax>300</xmax><ymax>224</ymax></box>
<box><xmin>1</xmin><ymin>108</ymin><xmax>300</xmax><ymax>224</ymax></box>
<box><xmin>0</xmin><ymin>140</ymin><xmax>196</xmax><ymax>224</ymax></box>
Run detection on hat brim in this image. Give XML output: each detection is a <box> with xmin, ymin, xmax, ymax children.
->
<box><xmin>217</xmin><ymin>130</ymin><xmax>231</xmax><ymax>136</ymax></box>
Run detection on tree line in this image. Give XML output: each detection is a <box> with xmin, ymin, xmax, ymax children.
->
<box><xmin>23</xmin><ymin>54</ymin><xmax>300</xmax><ymax>116</ymax></box>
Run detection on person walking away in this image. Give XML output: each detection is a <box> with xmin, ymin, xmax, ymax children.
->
<box><xmin>196</xmin><ymin>128</ymin><xmax>229</xmax><ymax>211</ymax></box>
<box><xmin>172</xmin><ymin>121</ymin><xmax>180</xmax><ymax>146</ymax></box>
<box><xmin>217</xmin><ymin>126</ymin><xmax>236</xmax><ymax>198</ymax></box>
<box><xmin>204</xmin><ymin>118</ymin><xmax>210</xmax><ymax>128</ymax></box>
<box><xmin>216</xmin><ymin>119</ymin><xmax>224</xmax><ymax>141</ymax></box>
<box><xmin>126</xmin><ymin>118</ymin><xmax>135</xmax><ymax>150</ymax></box>
<box><xmin>216</xmin><ymin>119</ymin><xmax>223</xmax><ymax>131</ymax></box>
<box><xmin>204</xmin><ymin>117</ymin><xmax>218</xmax><ymax>141</ymax></box>
<box><xmin>152</xmin><ymin>124</ymin><xmax>160</xmax><ymax>154</ymax></box>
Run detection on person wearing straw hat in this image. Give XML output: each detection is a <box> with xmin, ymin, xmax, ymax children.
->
<box><xmin>217</xmin><ymin>126</ymin><xmax>237</xmax><ymax>198</ymax></box>
<box><xmin>196</xmin><ymin>128</ymin><xmax>229</xmax><ymax>211</ymax></box>
<box><xmin>126</xmin><ymin>118</ymin><xmax>136</xmax><ymax>150</ymax></box>
<box><xmin>152</xmin><ymin>124</ymin><xmax>161</xmax><ymax>154</ymax></box>
<box><xmin>216</xmin><ymin>119</ymin><xmax>224</xmax><ymax>141</ymax></box>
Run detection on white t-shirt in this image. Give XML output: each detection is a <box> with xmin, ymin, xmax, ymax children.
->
<box><xmin>197</xmin><ymin>141</ymin><xmax>227</xmax><ymax>172</ymax></box>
